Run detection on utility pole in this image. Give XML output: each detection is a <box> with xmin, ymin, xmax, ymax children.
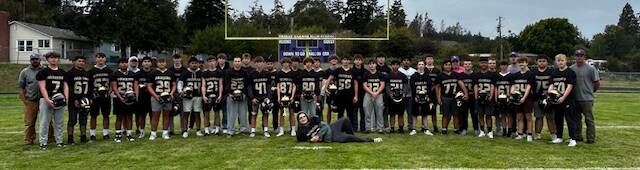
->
<box><xmin>497</xmin><ymin>16</ymin><xmax>504</xmax><ymax>61</ymax></box>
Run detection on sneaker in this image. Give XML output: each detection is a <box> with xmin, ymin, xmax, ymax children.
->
<box><xmin>162</xmin><ymin>132</ymin><xmax>170</xmax><ymax>140</ymax></box>
<box><xmin>474</xmin><ymin>130</ymin><xmax>480</xmax><ymax>136</ymax></box>
<box><xmin>526</xmin><ymin>135</ymin><xmax>533</xmax><ymax>142</ymax></box>
<box><xmin>90</xmin><ymin>135</ymin><xmax>96</xmax><ymax>143</ymax></box>
<box><xmin>222</xmin><ymin>129</ymin><xmax>228</xmax><ymax>135</ymax></box>
<box><xmin>67</xmin><ymin>137</ymin><xmax>75</xmax><ymax>145</ymax></box>
<box><xmin>182</xmin><ymin>132</ymin><xmax>189</xmax><ymax>138</ymax></box>
<box><xmin>149</xmin><ymin>133</ymin><xmax>157</xmax><ymax>140</ymax></box>
<box><xmin>478</xmin><ymin>131</ymin><xmax>486</xmax><ymax>137</ymax></box>
<box><xmin>204</xmin><ymin>128</ymin><xmax>211</xmax><ymax>136</ymax></box>
<box><xmin>40</xmin><ymin>144</ymin><xmax>47</xmax><ymax>150</ymax></box>
<box><xmin>568</xmin><ymin>139</ymin><xmax>577</xmax><ymax>147</ymax></box>
<box><xmin>103</xmin><ymin>135</ymin><xmax>110</xmax><ymax>140</ymax></box>
<box><xmin>409</xmin><ymin>130</ymin><xmax>417</xmax><ymax>136</ymax></box>
<box><xmin>249</xmin><ymin>132</ymin><xmax>256</xmax><ymax>138</ymax></box>
<box><xmin>515</xmin><ymin>135</ymin><xmax>524</xmax><ymax>140</ymax></box>
<box><xmin>534</xmin><ymin>134</ymin><xmax>542</xmax><ymax>140</ymax></box>
<box><xmin>460</xmin><ymin>129</ymin><xmax>467</xmax><ymax>136</ymax></box>
<box><xmin>290</xmin><ymin>130</ymin><xmax>296</xmax><ymax>136</ymax></box>
<box><xmin>377</xmin><ymin>130</ymin><xmax>385</xmax><ymax>134</ymax></box>
<box><xmin>138</xmin><ymin>131</ymin><xmax>145</xmax><ymax>139</ymax></box>
<box><xmin>488</xmin><ymin>132</ymin><xmax>494</xmax><ymax>139</ymax></box>
<box><xmin>264</xmin><ymin>131</ymin><xmax>271</xmax><ymax>137</ymax></box>
<box><xmin>196</xmin><ymin>131</ymin><xmax>204</xmax><ymax>137</ymax></box>
<box><xmin>127</xmin><ymin>135</ymin><xmax>135</xmax><ymax>142</ymax></box>
<box><xmin>114</xmin><ymin>133</ymin><xmax>122</xmax><ymax>143</ymax></box>
<box><xmin>424</xmin><ymin>130</ymin><xmax>434</xmax><ymax>136</ymax></box>
<box><xmin>441</xmin><ymin>129</ymin><xmax>448</xmax><ymax>135</ymax></box>
<box><xmin>552</xmin><ymin>138</ymin><xmax>563</xmax><ymax>144</ymax></box>
<box><xmin>276</xmin><ymin>129</ymin><xmax>285</xmax><ymax>137</ymax></box>
<box><xmin>213</xmin><ymin>128</ymin><xmax>220</xmax><ymax>135</ymax></box>
<box><xmin>80</xmin><ymin>135</ymin><xmax>87</xmax><ymax>143</ymax></box>
<box><xmin>373</xmin><ymin>138</ymin><xmax>383</xmax><ymax>143</ymax></box>
<box><xmin>56</xmin><ymin>143</ymin><xmax>65</xmax><ymax>148</ymax></box>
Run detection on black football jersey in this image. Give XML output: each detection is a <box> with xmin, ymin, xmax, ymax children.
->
<box><xmin>494</xmin><ymin>72</ymin><xmax>513</xmax><ymax>96</ymax></box>
<box><xmin>202</xmin><ymin>69</ymin><xmax>223</xmax><ymax>97</ymax></box>
<box><xmin>474</xmin><ymin>71</ymin><xmax>495</xmax><ymax>95</ymax></box>
<box><xmin>410</xmin><ymin>72</ymin><xmax>433</xmax><ymax>97</ymax></box>
<box><xmin>299</xmin><ymin>69</ymin><xmax>321</xmax><ymax>95</ymax></box>
<box><xmin>436</xmin><ymin>72</ymin><xmax>462</xmax><ymax>98</ymax></box>
<box><xmin>533</xmin><ymin>68</ymin><xmax>552</xmax><ymax>100</ymax></box>
<box><xmin>250</xmin><ymin>70</ymin><xmax>272</xmax><ymax>99</ymax></box>
<box><xmin>137</xmin><ymin>69</ymin><xmax>151</xmax><ymax>98</ymax></box>
<box><xmin>511</xmin><ymin>70</ymin><xmax>536</xmax><ymax>97</ymax></box>
<box><xmin>147</xmin><ymin>69</ymin><xmax>175</xmax><ymax>95</ymax></box>
<box><xmin>362</xmin><ymin>71</ymin><xmax>385</xmax><ymax>93</ymax></box>
<box><xmin>36</xmin><ymin>67</ymin><xmax>66</xmax><ymax>97</ymax></box>
<box><xmin>180</xmin><ymin>69</ymin><xmax>203</xmax><ymax>97</ymax></box>
<box><xmin>461</xmin><ymin>72</ymin><xmax>475</xmax><ymax>100</ymax></box>
<box><xmin>64</xmin><ymin>67</ymin><xmax>92</xmax><ymax>100</ymax></box>
<box><xmin>331</xmin><ymin>67</ymin><xmax>356</xmax><ymax>96</ymax></box>
<box><xmin>88</xmin><ymin>66</ymin><xmax>112</xmax><ymax>94</ymax></box>
<box><xmin>169</xmin><ymin>66</ymin><xmax>186</xmax><ymax>84</ymax></box>
<box><xmin>224</xmin><ymin>68</ymin><xmax>249</xmax><ymax>96</ymax></box>
<box><xmin>275</xmin><ymin>70</ymin><xmax>297</xmax><ymax>96</ymax></box>
<box><xmin>550</xmin><ymin>68</ymin><xmax>577</xmax><ymax>101</ymax></box>
<box><xmin>110</xmin><ymin>70</ymin><xmax>137</xmax><ymax>95</ymax></box>
<box><xmin>386</xmin><ymin>72</ymin><xmax>408</xmax><ymax>92</ymax></box>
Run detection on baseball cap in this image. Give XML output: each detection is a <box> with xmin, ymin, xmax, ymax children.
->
<box><xmin>451</xmin><ymin>56</ymin><xmax>460</xmax><ymax>62</ymax></box>
<box><xmin>30</xmin><ymin>53</ymin><xmax>41</xmax><ymax>60</ymax></box>
<box><xmin>575</xmin><ymin>49</ymin><xmax>586</xmax><ymax>56</ymax></box>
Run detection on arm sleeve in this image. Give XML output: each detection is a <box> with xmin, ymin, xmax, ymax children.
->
<box><xmin>18</xmin><ymin>69</ymin><xmax>27</xmax><ymax>89</ymax></box>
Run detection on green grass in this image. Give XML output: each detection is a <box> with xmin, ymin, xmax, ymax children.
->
<box><xmin>1</xmin><ymin>93</ymin><xmax>640</xmax><ymax>169</ymax></box>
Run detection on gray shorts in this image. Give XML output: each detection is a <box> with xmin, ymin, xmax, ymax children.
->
<box><xmin>440</xmin><ymin>97</ymin><xmax>457</xmax><ymax>116</ymax></box>
<box><xmin>533</xmin><ymin>101</ymin><xmax>553</xmax><ymax>118</ymax></box>
<box><xmin>150</xmin><ymin>97</ymin><xmax>172</xmax><ymax>112</ymax></box>
<box><xmin>182</xmin><ymin>97</ymin><xmax>203</xmax><ymax>112</ymax></box>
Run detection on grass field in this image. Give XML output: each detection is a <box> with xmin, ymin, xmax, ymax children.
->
<box><xmin>1</xmin><ymin>93</ymin><xmax>639</xmax><ymax>169</ymax></box>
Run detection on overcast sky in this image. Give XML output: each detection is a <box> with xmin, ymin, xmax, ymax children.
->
<box><xmin>177</xmin><ymin>0</ymin><xmax>640</xmax><ymax>39</ymax></box>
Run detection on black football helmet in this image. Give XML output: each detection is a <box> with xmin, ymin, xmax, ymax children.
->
<box><xmin>546</xmin><ymin>89</ymin><xmax>561</xmax><ymax>105</ymax></box>
<box><xmin>303</xmin><ymin>91</ymin><xmax>315</xmax><ymax>102</ymax></box>
<box><xmin>510</xmin><ymin>91</ymin><xmax>523</xmax><ymax>105</ymax></box>
<box><xmin>261</xmin><ymin>98</ymin><xmax>274</xmax><ymax>114</ymax></box>
<box><xmin>94</xmin><ymin>85</ymin><xmax>109</xmax><ymax>99</ymax></box>
<box><xmin>416</xmin><ymin>90</ymin><xmax>430</xmax><ymax>104</ymax></box>
<box><xmin>159</xmin><ymin>92</ymin><xmax>172</xmax><ymax>104</ymax></box>
<box><xmin>183</xmin><ymin>86</ymin><xmax>194</xmax><ymax>99</ymax></box>
<box><xmin>171</xmin><ymin>97</ymin><xmax>183</xmax><ymax>116</ymax></box>
<box><xmin>231</xmin><ymin>90</ymin><xmax>244</xmax><ymax>101</ymax></box>
<box><xmin>455</xmin><ymin>91</ymin><xmax>465</xmax><ymax>107</ymax></box>
<box><xmin>207</xmin><ymin>94</ymin><xmax>221</xmax><ymax>111</ymax></box>
<box><xmin>76</xmin><ymin>97</ymin><xmax>92</xmax><ymax>113</ymax></box>
<box><xmin>391</xmin><ymin>88</ymin><xmax>404</xmax><ymax>103</ymax></box>
<box><xmin>123</xmin><ymin>91</ymin><xmax>137</xmax><ymax>105</ymax></box>
<box><xmin>477</xmin><ymin>90</ymin><xmax>490</xmax><ymax>105</ymax></box>
<box><xmin>496</xmin><ymin>92</ymin><xmax>510</xmax><ymax>106</ymax></box>
<box><xmin>280</xmin><ymin>95</ymin><xmax>291</xmax><ymax>108</ymax></box>
<box><xmin>51</xmin><ymin>93</ymin><xmax>66</xmax><ymax>110</ymax></box>
<box><xmin>327</xmin><ymin>84</ymin><xmax>338</xmax><ymax>96</ymax></box>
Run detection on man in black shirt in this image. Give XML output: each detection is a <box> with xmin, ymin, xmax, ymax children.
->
<box><xmin>313</xmin><ymin>58</ymin><xmax>325</xmax><ymax>120</ymax></box>
<box><xmin>510</xmin><ymin>57</ymin><xmax>536</xmax><ymax>142</ymax></box>
<box><xmin>201</xmin><ymin>56</ymin><xmax>224</xmax><ymax>136</ymax></box>
<box><xmin>386</xmin><ymin>60</ymin><xmax>409</xmax><ymax>133</ymax></box>
<box><xmin>110</xmin><ymin>58</ymin><xmax>140</xmax><ymax>143</ymax></box>
<box><xmin>275</xmin><ymin>58</ymin><xmax>297</xmax><ymax>137</ymax></box>
<box><xmin>352</xmin><ymin>54</ymin><xmax>367</xmax><ymax>132</ymax></box>
<box><xmin>146</xmin><ymin>58</ymin><xmax>176</xmax><ymax>140</ymax></box>
<box><xmin>532</xmin><ymin>55</ymin><xmax>557</xmax><ymax>141</ymax></box>
<box><xmin>179</xmin><ymin>57</ymin><xmax>204</xmax><ymax>138</ymax></box>
<box><xmin>362</xmin><ymin>59</ymin><xmax>386</xmax><ymax>133</ymax></box>
<box><xmin>36</xmin><ymin>52</ymin><xmax>68</xmax><ymax>149</ymax></box>
<box><xmin>459</xmin><ymin>58</ymin><xmax>477</xmax><ymax>135</ymax></box>
<box><xmin>425</xmin><ymin>55</ymin><xmax>441</xmax><ymax>131</ymax></box>
<box><xmin>248</xmin><ymin>56</ymin><xmax>272</xmax><ymax>137</ymax></box>
<box><xmin>216</xmin><ymin>53</ymin><xmax>230</xmax><ymax>133</ymax></box>
<box><xmin>135</xmin><ymin>56</ymin><xmax>153</xmax><ymax>139</ymax></box>
<box><xmin>88</xmin><ymin>53</ymin><xmax>113</xmax><ymax>141</ymax></box>
<box><xmin>325</xmin><ymin>56</ymin><xmax>359</xmax><ymax>130</ymax></box>
<box><xmin>299</xmin><ymin>57</ymin><xmax>321</xmax><ymax>117</ymax></box>
<box><xmin>290</xmin><ymin>56</ymin><xmax>302</xmax><ymax>113</ymax></box>
<box><xmin>64</xmin><ymin>56</ymin><xmax>92</xmax><ymax>144</ymax></box>
<box><xmin>474</xmin><ymin>57</ymin><xmax>496</xmax><ymax>138</ymax></box>
<box><xmin>224</xmin><ymin>56</ymin><xmax>250</xmax><ymax>136</ymax></box>
<box><xmin>266</xmin><ymin>56</ymin><xmax>280</xmax><ymax>131</ymax></box>
<box><xmin>435</xmin><ymin>60</ymin><xmax>469</xmax><ymax>134</ymax></box>
<box><xmin>410</xmin><ymin>61</ymin><xmax>435</xmax><ymax>136</ymax></box>
<box><xmin>169</xmin><ymin>54</ymin><xmax>186</xmax><ymax>135</ymax></box>
<box><xmin>549</xmin><ymin>54</ymin><xmax>579</xmax><ymax>147</ymax></box>
<box><xmin>323</xmin><ymin>55</ymin><xmax>339</xmax><ymax>122</ymax></box>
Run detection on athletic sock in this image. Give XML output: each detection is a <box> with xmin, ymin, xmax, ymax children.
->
<box><xmin>399</xmin><ymin>126</ymin><xmax>404</xmax><ymax>131</ymax></box>
<box><xmin>126</xmin><ymin>130</ymin><xmax>132</xmax><ymax>136</ymax></box>
<box><xmin>480</xmin><ymin>126</ymin><xmax>485</xmax><ymax>132</ymax></box>
<box><xmin>151</xmin><ymin>131</ymin><xmax>157</xmax><ymax>136</ymax></box>
<box><xmin>90</xmin><ymin>129</ymin><xmax>96</xmax><ymax>136</ymax></box>
<box><xmin>103</xmin><ymin>129</ymin><xmax>109</xmax><ymax>136</ymax></box>
<box><xmin>251</xmin><ymin>128</ymin><xmax>256</xmax><ymax>133</ymax></box>
<box><xmin>488</xmin><ymin>127</ymin><xmax>493</xmax><ymax>132</ymax></box>
<box><xmin>502</xmin><ymin>128</ymin><xmax>507</xmax><ymax>133</ymax></box>
<box><xmin>263</xmin><ymin>127</ymin><xmax>269</xmax><ymax>132</ymax></box>
<box><xmin>527</xmin><ymin>133</ymin><xmax>532</xmax><ymax>136</ymax></box>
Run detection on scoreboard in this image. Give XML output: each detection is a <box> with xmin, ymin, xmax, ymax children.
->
<box><xmin>278</xmin><ymin>35</ymin><xmax>336</xmax><ymax>62</ymax></box>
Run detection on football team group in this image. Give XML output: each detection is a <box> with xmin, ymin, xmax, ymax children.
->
<box><xmin>18</xmin><ymin>49</ymin><xmax>600</xmax><ymax>150</ymax></box>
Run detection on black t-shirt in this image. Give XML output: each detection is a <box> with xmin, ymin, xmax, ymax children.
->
<box><xmin>110</xmin><ymin>70</ymin><xmax>137</xmax><ymax>96</ymax></box>
<box><xmin>352</xmin><ymin>66</ymin><xmax>367</xmax><ymax>97</ymax></box>
<box><xmin>410</xmin><ymin>72</ymin><xmax>433</xmax><ymax>97</ymax></box>
<box><xmin>314</xmin><ymin>69</ymin><xmax>326</xmax><ymax>93</ymax></box>
<box><xmin>147</xmin><ymin>69</ymin><xmax>175</xmax><ymax>95</ymax></box>
<box><xmin>291</xmin><ymin>69</ymin><xmax>302</xmax><ymax>95</ymax></box>
<box><xmin>224</xmin><ymin>68</ymin><xmax>249</xmax><ymax>96</ymax></box>
<box><xmin>137</xmin><ymin>69</ymin><xmax>151</xmax><ymax>98</ymax></box>
<box><xmin>249</xmin><ymin>69</ymin><xmax>272</xmax><ymax>99</ymax></box>
<box><xmin>299</xmin><ymin>69</ymin><xmax>321</xmax><ymax>95</ymax></box>
<box><xmin>88</xmin><ymin>66</ymin><xmax>112</xmax><ymax>94</ymax></box>
<box><xmin>64</xmin><ymin>67</ymin><xmax>92</xmax><ymax>100</ymax></box>
<box><xmin>436</xmin><ymin>72</ymin><xmax>462</xmax><ymax>98</ymax></box>
<box><xmin>426</xmin><ymin>67</ymin><xmax>441</xmax><ymax>84</ymax></box>
<box><xmin>331</xmin><ymin>67</ymin><xmax>357</xmax><ymax>97</ymax></box>
<box><xmin>494</xmin><ymin>72</ymin><xmax>513</xmax><ymax>96</ymax></box>
<box><xmin>377</xmin><ymin>64</ymin><xmax>391</xmax><ymax>75</ymax></box>
<box><xmin>169</xmin><ymin>66</ymin><xmax>186</xmax><ymax>84</ymax></box>
<box><xmin>550</xmin><ymin>68</ymin><xmax>577</xmax><ymax>102</ymax></box>
<box><xmin>242</xmin><ymin>66</ymin><xmax>254</xmax><ymax>74</ymax></box>
<box><xmin>180</xmin><ymin>69</ymin><xmax>203</xmax><ymax>97</ymax></box>
<box><xmin>511</xmin><ymin>70</ymin><xmax>536</xmax><ymax>98</ymax></box>
<box><xmin>461</xmin><ymin>72</ymin><xmax>475</xmax><ymax>100</ymax></box>
<box><xmin>36</xmin><ymin>67</ymin><xmax>66</xmax><ymax>97</ymax></box>
<box><xmin>533</xmin><ymin>68</ymin><xmax>552</xmax><ymax>100</ymax></box>
<box><xmin>474</xmin><ymin>71</ymin><xmax>495</xmax><ymax>95</ymax></box>
<box><xmin>362</xmin><ymin>71</ymin><xmax>385</xmax><ymax>93</ymax></box>
<box><xmin>275</xmin><ymin>69</ymin><xmax>297</xmax><ymax>96</ymax></box>
<box><xmin>201</xmin><ymin>69</ymin><xmax>223</xmax><ymax>97</ymax></box>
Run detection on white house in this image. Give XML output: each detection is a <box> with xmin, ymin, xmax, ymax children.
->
<box><xmin>9</xmin><ymin>21</ymin><xmax>95</xmax><ymax>64</ymax></box>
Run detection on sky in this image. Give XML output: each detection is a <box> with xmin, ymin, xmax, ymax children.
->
<box><xmin>177</xmin><ymin>0</ymin><xmax>640</xmax><ymax>39</ymax></box>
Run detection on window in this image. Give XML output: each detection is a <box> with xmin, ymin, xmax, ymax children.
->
<box><xmin>17</xmin><ymin>40</ymin><xmax>33</xmax><ymax>52</ymax></box>
<box><xmin>38</xmin><ymin>39</ymin><xmax>50</xmax><ymax>48</ymax></box>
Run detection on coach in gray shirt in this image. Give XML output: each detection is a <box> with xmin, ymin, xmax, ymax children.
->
<box><xmin>570</xmin><ymin>49</ymin><xmax>600</xmax><ymax>144</ymax></box>
<box><xmin>18</xmin><ymin>53</ymin><xmax>50</xmax><ymax>145</ymax></box>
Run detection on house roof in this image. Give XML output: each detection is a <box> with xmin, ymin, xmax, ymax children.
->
<box><xmin>10</xmin><ymin>21</ymin><xmax>90</xmax><ymax>41</ymax></box>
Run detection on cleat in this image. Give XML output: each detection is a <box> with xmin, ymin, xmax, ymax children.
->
<box><xmin>478</xmin><ymin>131</ymin><xmax>486</xmax><ymax>137</ymax></box>
<box><xmin>409</xmin><ymin>130</ymin><xmax>417</xmax><ymax>136</ymax></box>
<box><xmin>487</xmin><ymin>132</ymin><xmax>494</xmax><ymax>139</ymax></box>
<box><xmin>373</xmin><ymin>138</ymin><xmax>383</xmax><ymax>143</ymax></box>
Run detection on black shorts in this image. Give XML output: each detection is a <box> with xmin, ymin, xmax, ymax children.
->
<box><xmin>513</xmin><ymin>99</ymin><xmax>533</xmax><ymax>114</ymax></box>
<box><xmin>90</xmin><ymin>97</ymin><xmax>111</xmax><ymax>117</ymax></box>
<box><xmin>68</xmin><ymin>104</ymin><xmax>88</xmax><ymax>127</ymax></box>
<box><xmin>440</xmin><ymin>97</ymin><xmax>457</xmax><ymax>116</ymax></box>
<box><xmin>388</xmin><ymin>102</ymin><xmax>405</xmax><ymax>116</ymax></box>
<box><xmin>113</xmin><ymin>99</ymin><xmax>134</xmax><ymax>115</ymax></box>
<box><xmin>135</xmin><ymin>95</ymin><xmax>151</xmax><ymax>116</ymax></box>
<box><xmin>412</xmin><ymin>102</ymin><xmax>432</xmax><ymax>117</ymax></box>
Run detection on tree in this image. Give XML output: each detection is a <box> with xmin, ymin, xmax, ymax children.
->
<box><xmin>0</xmin><ymin>0</ymin><xmax>56</xmax><ymax>26</ymax></box>
<box><xmin>518</xmin><ymin>18</ymin><xmax>581</xmax><ymax>58</ymax></box>
<box><xmin>184</xmin><ymin>0</ymin><xmax>225</xmax><ymax>36</ymax></box>
<box><xmin>376</xmin><ymin>27</ymin><xmax>415</xmax><ymax>58</ymax></box>
<box><xmin>408</xmin><ymin>13</ymin><xmax>423</xmax><ymax>37</ymax></box>
<box><xmin>389</xmin><ymin>0</ymin><xmax>406</xmax><ymax>28</ymax></box>
<box><xmin>343</xmin><ymin>0</ymin><xmax>376</xmax><ymax>35</ymax></box>
<box><xmin>421</xmin><ymin>12</ymin><xmax>436</xmax><ymax>37</ymax></box>
<box><xmin>248</xmin><ymin>0</ymin><xmax>269</xmax><ymax>29</ymax></box>
<box><xmin>618</xmin><ymin>3</ymin><xmax>640</xmax><ymax>36</ymax></box>
<box><xmin>591</xmin><ymin>25</ymin><xmax>635</xmax><ymax>59</ymax></box>
<box><xmin>290</xmin><ymin>0</ymin><xmax>338</xmax><ymax>33</ymax></box>
<box><xmin>327</xmin><ymin>0</ymin><xmax>346</xmax><ymax>24</ymax></box>
<box><xmin>269</xmin><ymin>0</ymin><xmax>288</xmax><ymax>34</ymax></box>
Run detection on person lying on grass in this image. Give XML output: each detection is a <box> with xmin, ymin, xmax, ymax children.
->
<box><xmin>296</xmin><ymin>112</ymin><xmax>382</xmax><ymax>143</ymax></box>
